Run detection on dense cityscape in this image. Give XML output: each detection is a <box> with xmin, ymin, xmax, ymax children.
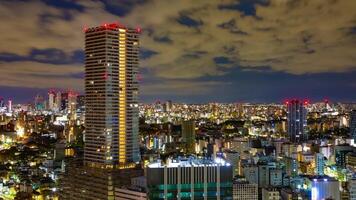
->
<box><xmin>0</xmin><ymin>83</ymin><xmax>356</xmax><ymax>200</ymax></box>
<box><xmin>1</xmin><ymin>0</ymin><xmax>356</xmax><ymax>200</ymax></box>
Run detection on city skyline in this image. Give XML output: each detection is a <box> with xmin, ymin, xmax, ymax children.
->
<box><xmin>0</xmin><ymin>0</ymin><xmax>355</xmax><ymax>103</ymax></box>
<box><xmin>1</xmin><ymin>1</ymin><xmax>356</xmax><ymax>200</ymax></box>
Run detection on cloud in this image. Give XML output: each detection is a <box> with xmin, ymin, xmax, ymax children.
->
<box><xmin>0</xmin><ymin>61</ymin><xmax>83</xmax><ymax>90</ymax></box>
<box><xmin>0</xmin><ymin>0</ymin><xmax>117</xmax><ymax>56</ymax></box>
<box><xmin>124</xmin><ymin>0</ymin><xmax>356</xmax><ymax>77</ymax></box>
<box><xmin>0</xmin><ymin>0</ymin><xmax>355</xmax><ymax>97</ymax></box>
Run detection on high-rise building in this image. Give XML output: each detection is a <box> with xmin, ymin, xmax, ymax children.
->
<box><xmin>182</xmin><ymin>120</ymin><xmax>196</xmax><ymax>154</ymax></box>
<box><xmin>164</xmin><ymin>100</ymin><xmax>172</xmax><ymax>112</ymax></box>
<box><xmin>7</xmin><ymin>99</ymin><xmax>12</xmax><ymax>113</ymax></box>
<box><xmin>35</xmin><ymin>94</ymin><xmax>45</xmax><ymax>111</ymax></box>
<box><xmin>48</xmin><ymin>90</ymin><xmax>56</xmax><ymax>111</ymax></box>
<box><xmin>286</xmin><ymin>99</ymin><xmax>308</xmax><ymax>143</ymax></box>
<box><xmin>335</xmin><ymin>144</ymin><xmax>355</xmax><ymax>168</ymax></box>
<box><xmin>84</xmin><ymin>23</ymin><xmax>140</xmax><ymax>168</ymax></box>
<box><xmin>146</xmin><ymin>157</ymin><xmax>232</xmax><ymax>200</ymax></box>
<box><xmin>55</xmin><ymin>91</ymin><xmax>62</xmax><ymax>111</ymax></box>
<box><xmin>315</xmin><ymin>153</ymin><xmax>325</xmax><ymax>175</ymax></box>
<box><xmin>350</xmin><ymin>110</ymin><xmax>356</xmax><ymax>141</ymax></box>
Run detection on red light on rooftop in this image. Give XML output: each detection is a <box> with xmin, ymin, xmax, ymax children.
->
<box><xmin>136</xmin><ymin>27</ymin><xmax>142</xmax><ymax>33</ymax></box>
<box><xmin>284</xmin><ymin>99</ymin><xmax>290</xmax><ymax>105</ymax></box>
<box><xmin>83</xmin><ymin>26</ymin><xmax>88</xmax><ymax>33</ymax></box>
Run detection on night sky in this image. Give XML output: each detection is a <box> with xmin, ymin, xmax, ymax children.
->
<box><xmin>0</xmin><ymin>0</ymin><xmax>355</xmax><ymax>103</ymax></box>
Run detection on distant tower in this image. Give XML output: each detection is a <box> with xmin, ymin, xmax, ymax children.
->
<box><xmin>350</xmin><ymin>110</ymin><xmax>356</xmax><ymax>141</ymax></box>
<box><xmin>182</xmin><ymin>120</ymin><xmax>196</xmax><ymax>154</ymax></box>
<box><xmin>55</xmin><ymin>91</ymin><xmax>62</xmax><ymax>111</ymax></box>
<box><xmin>84</xmin><ymin>23</ymin><xmax>140</xmax><ymax>168</ymax></box>
<box><xmin>286</xmin><ymin>99</ymin><xmax>308</xmax><ymax>143</ymax></box>
<box><xmin>7</xmin><ymin>100</ymin><xmax>12</xmax><ymax>113</ymax></box>
<box><xmin>0</xmin><ymin>97</ymin><xmax>5</xmax><ymax>107</ymax></box>
<box><xmin>34</xmin><ymin>94</ymin><xmax>44</xmax><ymax>111</ymax></box>
<box><xmin>48</xmin><ymin>90</ymin><xmax>56</xmax><ymax>111</ymax></box>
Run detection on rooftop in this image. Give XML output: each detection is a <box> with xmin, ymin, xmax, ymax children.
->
<box><xmin>147</xmin><ymin>156</ymin><xmax>231</xmax><ymax>168</ymax></box>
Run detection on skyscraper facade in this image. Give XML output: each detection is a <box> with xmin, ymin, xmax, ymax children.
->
<box><xmin>286</xmin><ymin>100</ymin><xmax>308</xmax><ymax>143</ymax></box>
<box><xmin>182</xmin><ymin>120</ymin><xmax>196</xmax><ymax>154</ymax></box>
<box><xmin>84</xmin><ymin>23</ymin><xmax>140</xmax><ymax>168</ymax></box>
<box><xmin>350</xmin><ymin>110</ymin><xmax>356</xmax><ymax>141</ymax></box>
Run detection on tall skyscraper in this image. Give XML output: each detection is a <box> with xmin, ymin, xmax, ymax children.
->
<box><xmin>48</xmin><ymin>90</ymin><xmax>56</xmax><ymax>111</ymax></box>
<box><xmin>286</xmin><ymin>99</ymin><xmax>308</xmax><ymax>143</ymax></box>
<box><xmin>350</xmin><ymin>110</ymin><xmax>356</xmax><ymax>141</ymax></box>
<box><xmin>84</xmin><ymin>23</ymin><xmax>140</xmax><ymax>168</ymax></box>
<box><xmin>182</xmin><ymin>120</ymin><xmax>196</xmax><ymax>154</ymax></box>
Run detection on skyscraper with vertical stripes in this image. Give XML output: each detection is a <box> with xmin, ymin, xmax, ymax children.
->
<box><xmin>84</xmin><ymin>22</ymin><xmax>140</xmax><ymax>168</ymax></box>
<box><xmin>286</xmin><ymin>99</ymin><xmax>308</xmax><ymax>143</ymax></box>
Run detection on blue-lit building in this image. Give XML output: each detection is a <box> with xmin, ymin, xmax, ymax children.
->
<box><xmin>286</xmin><ymin>100</ymin><xmax>308</xmax><ymax>143</ymax></box>
<box><xmin>308</xmin><ymin>176</ymin><xmax>340</xmax><ymax>200</ymax></box>
<box><xmin>146</xmin><ymin>157</ymin><xmax>233</xmax><ymax>200</ymax></box>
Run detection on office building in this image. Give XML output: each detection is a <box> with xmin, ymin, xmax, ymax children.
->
<box><xmin>233</xmin><ymin>178</ymin><xmax>258</xmax><ymax>200</ymax></box>
<box><xmin>182</xmin><ymin>120</ymin><xmax>196</xmax><ymax>154</ymax></box>
<box><xmin>60</xmin><ymin>163</ymin><xmax>143</xmax><ymax>200</ymax></box>
<box><xmin>309</xmin><ymin>176</ymin><xmax>340</xmax><ymax>200</ymax></box>
<box><xmin>335</xmin><ymin>145</ymin><xmax>355</xmax><ymax>168</ymax></box>
<box><xmin>286</xmin><ymin>100</ymin><xmax>308</xmax><ymax>143</ymax></box>
<box><xmin>146</xmin><ymin>157</ymin><xmax>232</xmax><ymax>200</ymax></box>
<box><xmin>84</xmin><ymin>23</ymin><xmax>140</xmax><ymax>168</ymax></box>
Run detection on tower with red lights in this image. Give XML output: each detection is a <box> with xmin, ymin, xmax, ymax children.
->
<box><xmin>84</xmin><ymin>23</ymin><xmax>140</xmax><ymax>168</ymax></box>
<box><xmin>286</xmin><ymin>99</ymin><xmax>308</xmax><ymax>143</ymax></box>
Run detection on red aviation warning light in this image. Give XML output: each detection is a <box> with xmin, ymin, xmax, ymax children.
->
<box><xmin>284</xmin><ymin>99</ymin><xmax>290</xmax><ymax>105</ymax></box>
<box><xmin>83</xmin><ymin>25</ymin><xmax>88</xmax><ymax>33</ymax></box>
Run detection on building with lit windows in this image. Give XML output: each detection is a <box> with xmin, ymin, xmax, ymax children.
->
<box><xmin>146</xmin><ymin>157</ymin><xmax>232</xmax><ymax>200</ymax></box>
<box><xmin>181</xmin><ymin>120</ymin><xmax>196</xmax><ymax>154</ymax></box>
<box><xmin>315</xmin><ymin>153</ymin><xmax>325</xmax><ymax>175</ymax></box>
<box><xmin>262</xmin><ymin>187</ymin><xmax>280</xmax><ymax>200</ymax></box>
<box><xmin>286</xmin><ymin>100</ymin><xmax>308</xmax><ymax>143</ymax></box>
<box><xmin>84</xmin><ymin>22</ymin><xmax>140</xmax><ymax>168</ymax></box>
<box><xmin>232</xmin><ymin>178</ymin><xmax>258</xmax><ymax>200</ymax></box>
<box><xmin>351</xmin><ymin>110</ymin><xmax>356</xmax><ymax>141</ymax></box>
